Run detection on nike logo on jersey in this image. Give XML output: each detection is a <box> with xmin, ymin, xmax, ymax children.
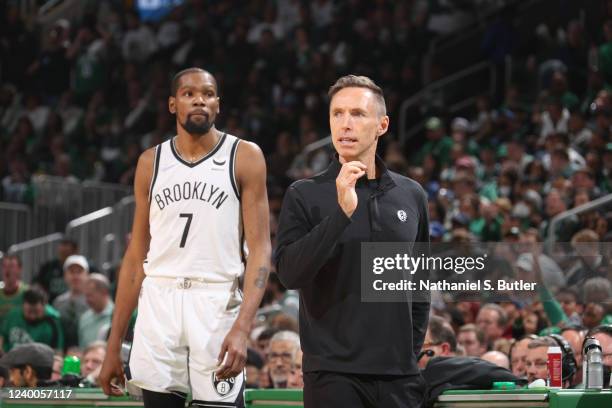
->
<box><xmin>213</xmin><ymin>159</ymin><xmax>226</xmax><ymax>166</ymax></box>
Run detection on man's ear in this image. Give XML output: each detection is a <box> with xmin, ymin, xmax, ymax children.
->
<box><xmin>169</xmin><ymin>96</ymin><xmax>176</xmax><ymax>114</ymax></box>
<box><xmin>378</xmin><ymin>115</ymin><xmax>390</xmax><ymax>136</ymax></box>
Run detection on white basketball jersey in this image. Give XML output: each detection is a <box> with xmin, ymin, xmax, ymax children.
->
<box><xmin>144</xmin><ymin>133</ymin><xmax>244</xmax><ymax>282</ymax></box>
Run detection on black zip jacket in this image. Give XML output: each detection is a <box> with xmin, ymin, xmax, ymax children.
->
<box><xmin>274</xmin><ymin>155</ymin><xmax>430</xmax><ymax>375</ymax></box>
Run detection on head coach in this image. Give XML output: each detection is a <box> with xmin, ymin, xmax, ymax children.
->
<box><xmin>274</xmin><ymin>75</ymin><xmax>430</xmax><ymax>407</ymax></box>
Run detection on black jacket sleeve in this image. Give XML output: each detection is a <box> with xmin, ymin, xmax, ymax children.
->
<box><xmin>411</xmin><ymin>187</ymin><xmax>431</xmax><ymax>358</ymax></box>
<box><xmin>274</xmin><ymin>185</ymin><xmax>351</xmax><ymax>289</ymax></box>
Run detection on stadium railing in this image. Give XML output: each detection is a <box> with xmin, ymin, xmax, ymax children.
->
<box><xmin>0</xmin><ymin>202</ymin><xmax>32</xmax><ymax>253</ymax></box>
<box><xmin>7</xmin><ymin>232</ymin><xmax>64</xmax><ymax>283</ymax></box>
<box><xmin>398</xmin><ymin>61</ymin><xmax>496</xmax><ymax>146</ymax></box>
<box><xmin>30</xmin><ymin>175</ymin><xmax>132</xmax><ymax>237</ymax></box>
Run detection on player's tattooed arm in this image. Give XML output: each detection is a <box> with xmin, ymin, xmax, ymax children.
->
<box><xmin>255</xmin><ymin>266</ymin><xmax>269</xmax><ymax>288</ymax></box>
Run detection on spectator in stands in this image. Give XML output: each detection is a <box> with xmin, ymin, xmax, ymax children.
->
<box><xmin>245</xmin><ymin>348</ymin><xmax>264</xmax><ymax>389</ymax></box>
<box><xmin>287</xmin><ymin>349</ymin><xmax>303</xmax><ymax>389</ymax></box>
<box><xmin>267</xmin><ymin>330</ymin><xmax>300</xmax><ymax>389</ymax></box>
<box><xmin>561</xmin><ymin>326</ymin><xmax>586</xmax><ymax>386</ymax></box>
<box><xmin>0</xmin><ymin>288</ymin><xmax>63</xmax><ymax>352</ymax></box>
<box><xmin>476</xmin><ymin>304</ymin><xmax>508</xmax><ymax>345</ymax></box>
<box><xmin>481</xmin><ymin>351</ymin><xmax>510</xmax><ymax>369</ymax></box>
<box><xmin>34</xmin><ymin>238</ymin><xmax>78</xmax><ymax>303</ymax></box>
<box><xmin>0</xmin><ymin>342</ymin><xmax>54</xmax><ymax>387</ymax></box>
<box><xmin>53</xmin><ymin>255</ymin><xmax>90</xmax><ymax>349</ymax></box>
<box><xmin>0</xmin><ymin>254</ymin><xmax>28</xmax><ymax>323</ymax></box>
<box><xmin>587</xmin><ymin>325</ymin><xmax>612</xmax><ymax>367</ymax></box>
<box><xmin>255</xmin><ymin>327</ymin><xmax>279</xmax><ymax>358</ymax></box>
<box><xmin>80</xmin><ymin>340</ymin><xmax>106</xmax><ymax>386</ymax></box>
<box><xmin>582</xmin><ymin>302</ymin><xmax>607</xmax><ymax>330</ymax></box>
<box><xmin>418</xmin><ymin>316</ymin><xmax>457</xmax><ymax>369</ymax></box>
<box><xmin>414</xmin><ymin>117</ymin><xmax>453</xmax><ymax>167</ymax></box>
<box><xmin>78</xmin><ymin>274</ymin><xmax>113</xmax><ymax>348</ymax></box>
<box><xmin>556</xmin><ymin>288</ymin><xmax>582</xmax><ymax>325</ymax></box>
<box><xmin>457</xmin><ymin>324</ymin><xmax>487</xmax><ymax>357</ymax></box>
<box><xmin>525</xmin><ymin>337</ymin><xmax>555</xmax><ymax>384</ymax></box>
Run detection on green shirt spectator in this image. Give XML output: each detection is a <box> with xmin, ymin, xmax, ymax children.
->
<box><xmin>0</xmin><ymin>289</ymin><xmax>64</xmax><ymax>352</ymax></box>
<box><xmin>414</xmin><ymin>117</ymin><xmax>454</xmax><ymax>167</ymax></box>
<box><xmin>0</xmin><ymin>255</ymin><xmax>28</xmax><ymax>324</ymax></box>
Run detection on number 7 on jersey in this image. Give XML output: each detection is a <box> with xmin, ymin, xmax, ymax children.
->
<box><xmin>179</xmin><ymin>213</ymin><xmax>193</xmax><ymax>248</ymax></box>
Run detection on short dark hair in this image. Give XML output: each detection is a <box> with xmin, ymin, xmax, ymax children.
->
<box><xmin>328</xmin><ymin>75</ymin><xmax>386</xmax><ymax>116</ymax></box>
<box><xmin>14</xmin><ymin>364</ymin><xmax>52</xmax><ymax>381</ymax></box>
<box><xmin>59</xmin><ymin>238</ymin><xmax>78</xmax><ymax>250</ymax></box>
<box><xmin>429</xmin><ymin>316</ymin><xmax>457</xmax><ymax>352</ymax></box>
<box><xmin>556</xmin><ymin>287</ymin><xmax>579</xmax><ymax>303</ymax></box>
<box><xmin>171</xmin><ymin>67</ymin><xmax>217</xmax><ymax>96</ymax></box>
<box><xmin>23</xmin><ymin>288</ymin><xmax>47</xmax><ymax>305</ymax></box>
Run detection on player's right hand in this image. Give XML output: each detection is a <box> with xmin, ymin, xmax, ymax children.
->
<box><xmin>336</xmin><ymin>161</ymin><xmax>366</xmax><ymax>217</ymax></box>
<box><xmin>99</xmin><ymin>347</ymin><xmax>125</xmax><ymax>396</ymax></box>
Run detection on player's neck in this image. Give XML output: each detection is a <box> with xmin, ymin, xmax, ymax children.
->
<box><xmin>175</xmin><ymin>128</ymin><xmax>220</xmax><ymax>161</ymax></box>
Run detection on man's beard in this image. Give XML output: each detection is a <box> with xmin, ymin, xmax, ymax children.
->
<box><xmin>181</xmin><ymin>114</ymin><xmax>213</xmax><ymax>135</ymax></box>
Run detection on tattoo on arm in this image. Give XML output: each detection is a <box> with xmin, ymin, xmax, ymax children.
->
<box><xmin>254</xmin><ymin>267</ymin><xmax>269</xmax><ymax>289</ymax></box>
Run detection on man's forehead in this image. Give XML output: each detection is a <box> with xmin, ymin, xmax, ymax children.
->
<box><xmin>177</xmin><ymin>72</ymin><xmax>217</xmax><ymax>91</ymax></box>
<box><xmin>331</xmin><ymin>87</ymin><xmax>376</xmax><ymax>106</ymax></box>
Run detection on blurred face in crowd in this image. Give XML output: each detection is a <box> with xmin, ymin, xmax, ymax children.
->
<box><xmin>511</xmin><ymin>338</ymin><xmax>531</xmax><ymax>377</ymax></box>
<box><xmin>9</xmin><ymin>365</ymin><xmax>37</xmax><ymax>387</ymax></box>
<box><xmin>593</xmin><ymin>333</ymin><xmax>612</xmax><ymax>366</ymax></box>
<box><xmin>81</xmin><ymin>346</ymin><xmax>106</xmax><ymax>377</ymax></box>
<box><xmin>268</xmin><ymin>340</ymin><xmax>296</xmax><ymax>387</ymax></box>
<box><xmin>84</xmin><ymin>281</ymin><xmax>108</xmax><ymax>313</ymax></box>
<box><xmin>65</xmin><ymin>264</ymin><xmax>88</xmax><ymax>294</ymax></box>
<box><xmin>2</xmin><ymin>256</ymin><xmax>21</xmax><ymax>292</ymax></box>
<box><xmin>556</xmin><ymin>292</ymin><xmax>578</xmax><ymax>317</ymax></box>
<box><xmin>546</xmin><ymin>191</ymin><xmax>566</xmax><ymax>217</ymax></box>
<box><xmin>287</xmin><ymin>350</ymin><xmax>303</xmax><ymax>389</ymax></box>
<box><xmin>57</xmin><ymin>242</ymin><xmax>77</xmax><ymax>263</ymax></box>
<box><xmin>523</xmin><ymin>312</ymin><xmax>539</xmax><ymax>335</ymax></box>
<box><xmin>169</xmin><ymin>71</ymin><xmax>219</xmax><ymax>136</ymax></box>
<box><xmin>525</xmin><ymin>346</ymin><xmax>549</xmax><ymax>383</ymax></box>
<box><xmin>329</xmin><ymin>87</ymin><xmax>388</xmax><ymax>163</ymax></box>
<box><xmin>476</xmin><ymin>308</ymin><xmax>504</xmax><ymax>342</ymax></box>
<box><xmin>583</xmin><ymin>303</ymin><xmax>605</xmax><ymax>329</ymax></box>
<box><xmin>458</xmin><ymin>330</ymin><xmax>485</xmax><ymax>357</ymax></box>
<box><xmin>23</xmin><ymin>301</ymin><xmax>45</xmax><ymax>323</ymax></box>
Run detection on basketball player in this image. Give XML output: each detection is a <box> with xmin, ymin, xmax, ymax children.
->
<box><xmin>99</xmin><ymin>68</ymin><xmax>271</xmax><ymax>408</ymax></box>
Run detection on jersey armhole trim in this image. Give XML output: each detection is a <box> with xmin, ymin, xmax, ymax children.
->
<box><xmin>148</xmin><ymin>144</ymin><xmax>162</xmax><ymax>202</ymax></box>
<box><xmin>229</xmin><ymin>138</ymin><xmax>241</xmax><ymax>200</ymax></box>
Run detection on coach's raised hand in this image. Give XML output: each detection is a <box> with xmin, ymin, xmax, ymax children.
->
<box><xmin>336</xmin><ymin>161</ymin><xmax>366</xmax><ymax>217</ymax></box>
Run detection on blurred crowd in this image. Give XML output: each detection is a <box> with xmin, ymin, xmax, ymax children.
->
<box><xmin>0</xmin><ymin>0</ymin><xmax>611</xmax><ymax>395</ymax></box>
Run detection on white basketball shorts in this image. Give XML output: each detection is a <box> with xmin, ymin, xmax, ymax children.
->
<box><xmin>128</xmin><ymin>276</ymin><xmax>245</xmax><ymax>406</ymax></box>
